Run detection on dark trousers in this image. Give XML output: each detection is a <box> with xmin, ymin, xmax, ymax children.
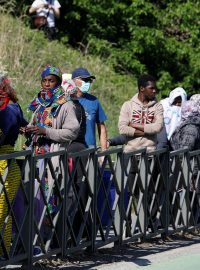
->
<box><xmin>66</xmin><ymin>143</ymin><xmax>91</xmax><ymax>239</ymax></box>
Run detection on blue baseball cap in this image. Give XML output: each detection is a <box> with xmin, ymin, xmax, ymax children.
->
<box><xmin>72</xmin><ymin>67</ymin><xmax>96</xmax><ymax>80</ymax></box>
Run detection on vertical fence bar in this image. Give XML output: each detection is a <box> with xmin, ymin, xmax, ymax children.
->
<box><xmin>182</xmin><ymin>152</ymin><xmax>189</xmax><ymax>230</ymax></box>
<box><xmin>28</xmin><ymin>151</ymin><xmax>35</xmax><ymax>269</ymax></box>
<box><xmin>184</xmin><ymin>151</ymin><xmax>190</xmax><ymax>230</ymax></box>
<box><xmin>61</xmin><ymin>149</ymin><xmax>68</xmax><ymax>257</ymax></box>
<box><xmin>119</xmin><ymin>151</ymin><xmax>124</xmax><ymax>246</ymax></box>
<box><xmin>92</xmin><ymin>150</ymin><xmax>97</xmax><ymax>252</ymax></box>
<box><xmin>141</xmin><ymin>150</ymin><xmax>147</xmax><ymax>239</ymax></box>
<box><xmin>164</xmin><ymin>149</ymin><xmax>170</xmax><ymax>237</ymax></box>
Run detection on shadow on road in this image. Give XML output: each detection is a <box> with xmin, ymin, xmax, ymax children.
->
<box><xmin>4</xmin><ymin>232</ymin><xmax>200</xmax><ymax>269</ymax></box>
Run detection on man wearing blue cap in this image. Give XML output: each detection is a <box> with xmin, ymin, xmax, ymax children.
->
<box><xmin>72</xmin><ymin>67</ymin><xmax>108</xmax><ymax>150</ymax></box>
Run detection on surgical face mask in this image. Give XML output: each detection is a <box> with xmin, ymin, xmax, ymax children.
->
<box><xmin>80</xmin><ymin>81</ymin><xmax>91</xmax><ymax>93</ymax></box>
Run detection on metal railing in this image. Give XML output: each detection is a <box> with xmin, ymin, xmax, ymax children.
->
<box><xmin>0</xmin><ymin>146</ymin><xmax>200</xmax><ymax>268</ymax></box>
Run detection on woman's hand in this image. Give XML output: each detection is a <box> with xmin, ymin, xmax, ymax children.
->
<box><xmin>25</xmin><ymin>126</ymin><xmax>46</xmax><ymax>135</ymax></box>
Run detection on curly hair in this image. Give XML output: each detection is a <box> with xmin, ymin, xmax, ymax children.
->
<box><xmin>0</xmin><ymin>78</ymin><xmax>18</xmax><ymax>102</ymax></box>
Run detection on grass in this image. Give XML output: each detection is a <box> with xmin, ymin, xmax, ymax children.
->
<box><xmin>0</xmin><ymin>13</ymin><xmax>138</xmax><ymax>149</ymax></box>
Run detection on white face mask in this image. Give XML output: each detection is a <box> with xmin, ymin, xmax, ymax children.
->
<box><xmin>80</xmin><ymin>81</ymin><xmax>91</xmax><ymax>93</ymax></box>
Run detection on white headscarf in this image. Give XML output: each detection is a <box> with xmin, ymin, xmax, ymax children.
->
<box><xmin>161</xmin><ymin>87</ymin><xmax>187</xmax><ymax>139</ymax></box>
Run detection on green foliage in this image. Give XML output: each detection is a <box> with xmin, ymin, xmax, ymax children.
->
<box><xmin>63</xmin><ymin>0</ymin><xmax>200</xmax><ymax>96</ymax></box>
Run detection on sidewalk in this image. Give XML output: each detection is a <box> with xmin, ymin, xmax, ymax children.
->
<box><xmin>3</xmin><ymin>232</ymin><xmax>200</xmax><ymax>269</ymax></box>
<box><xmin>93</xmin><ymin>234</ymin><xmax>200</xmax><ymax>270</ymax></box>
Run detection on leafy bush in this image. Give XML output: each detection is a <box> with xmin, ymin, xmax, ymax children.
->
<box><xmin>62</xmin><ymin>0</ymin><xmax>200</xmax><ymax>96</ymax></box>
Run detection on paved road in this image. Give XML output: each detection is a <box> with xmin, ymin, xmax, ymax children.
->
<box><xmin>3</xmin><ymin>233</ymin><xmax>200</xmax><ymax>269</ymax></box>
<box><xmin>93</xmin><ymin>237</ymin><xmax>200</xmax><ymax>270</ymax></box>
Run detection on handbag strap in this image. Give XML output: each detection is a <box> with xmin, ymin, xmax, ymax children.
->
<box><xmin>46</xmin><ymin>0</ymin><xmax>53</xmax><ymax>19</ymax></box>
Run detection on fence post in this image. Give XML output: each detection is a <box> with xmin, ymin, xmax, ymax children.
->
<box><xmin>142</xmin><ymin>151</ymin><xmax>148</xmax><ymax>239</ymax></box>
<box><xmin>163</xmin><ymin>149</ymin><xmax>170</xmax><ymax>237</ymax></box>
<box><xmin>92</xmin><ymin>151</ymin><xmax>98</xmax><ymax>252</ymax></box>
<box><xmin>119</xmin><ymin>151</ymin><xmax>124</xmax><ymax>245</ymax></box>
<box><xmin>28</xmin><ymin>151</ymin><xmax>35</xmax><ymax>269</ymax></box>
<box><xmin>184</xmin><ymin>151</ymin><xmax>190</xmax><ymax>230</ymax></box>
<box><xmin>61</xmin><ymin>149</ymin><xmax>68</xmax><ymax>257</ymax></box>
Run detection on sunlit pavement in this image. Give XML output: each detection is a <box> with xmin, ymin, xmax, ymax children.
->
<box><xmin>3</xmin><ymin>234</ymin><xmax>200</xmax><ymax>269</ymax></box>
<box><xmin>94</xmin><ymin>235</ymin><xmax>200</xmax><ymax>270</ymax></box>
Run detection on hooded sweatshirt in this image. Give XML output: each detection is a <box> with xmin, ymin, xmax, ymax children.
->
<box><xmin>160</xmin><ymin>87</ymin><xmax>187</xmax><ymax>140</ymax></box>
<box><xmin>118</xmin><ymin>93</ymin><xmax>163</xmax><ymax>152</ymax></box>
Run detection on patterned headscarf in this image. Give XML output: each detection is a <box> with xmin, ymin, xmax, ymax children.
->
<box><xmin>27</xmin><ymin>66</ymin><xmax>66</xmax><ymax>154</ymax></box>
<box><xmin>61</xmin><ymin>79</ymin><xmax>78</xmax><ymax>99</ymax></box>
<box><xmin>181</xmin><ymin>100</ymin><xmax>199</xmax><ymax>121</ymax></box>
<box><xmin>41</xmin><ymin>66</ymin><xmax>62</xmax><ymax>81</ymax></box>
<box><xmin>190</xmin><ymin>94</ymin><xmax>200</xmax><ymax>112</ymax></box>
<box><xmin>28</xmin><ymin>66</ymin><xmax>66</xmax><ymax>129</ymax></box>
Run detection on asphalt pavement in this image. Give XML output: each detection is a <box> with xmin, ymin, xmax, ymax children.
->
<box><xmin>3</xmin><ymin>232</ymin><xmax>200</xmax><ymax>269</ymax></box>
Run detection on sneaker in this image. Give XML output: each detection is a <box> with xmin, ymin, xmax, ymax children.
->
<box><xmin>33</xmin><ymin>246</ymin><xmax>43</xmax><ymax>257</ymax></box>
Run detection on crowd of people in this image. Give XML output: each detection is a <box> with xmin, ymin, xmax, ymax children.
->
<box><xmin>0</xmin><ymin>65</ymin><xmax>200</xmax><ymax>258</ymax></box>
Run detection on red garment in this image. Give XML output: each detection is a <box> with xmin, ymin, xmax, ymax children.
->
<box><xmin>0</xmin><ymin>91</ymin><xmax>10</xmax><ymax>110</ymax></box>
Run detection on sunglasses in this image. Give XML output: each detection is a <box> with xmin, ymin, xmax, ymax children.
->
<box><xmin>78</xmin><ymin>77</ymin><xmax>93</xmax><ymax>83</ymax></box>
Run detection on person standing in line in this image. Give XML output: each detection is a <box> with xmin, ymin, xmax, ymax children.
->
<box><xmin>29</xmin><ymin>0</ymin><xmax>61</xmax><ymax>40</ymax></box>
<box><xmin>72</xmin><ymin>67</ymin><xmax>108</xmax><ymax>151</ymax></box>
<box><xmin>0</xmin><ymin>73</ymin><xmax>28</xmax><ymax>259</ymax></box>
<box><xmin>170</xmin><ymin>100</ymin><xmax>200</xmax><ymax>151</ymax></box>
<box><xmin>157</xmin><ymin>87</ymin><xmax>187</xmax><ymax>150</ymax></box>
<box><xmin>118</xmin><ymin>74</ymin><xmax>163</xmax><ymax>236</ymax></box>
<box><xmin>23</xmin><ymin>66</ymin><xmax>80</xmax><ymax>254</ymax></box>
<box><xmin>25</xmin><ymin>66</ymin><xmax>80</xmax><ymax>154</ymax></box>
<box><xmin>190</xmin><ymin>94</ymin><xmax>200</xmax><ymax>111</ymax></box>
<box><xmin>170</xmin><ymin>99</ymin><xmax>200</xmax><ymax>207</ymax></box>
<box><xmin>118</xmin><ymin>74</ymin><xmax>163</xmax><ymax>152</ymax></box>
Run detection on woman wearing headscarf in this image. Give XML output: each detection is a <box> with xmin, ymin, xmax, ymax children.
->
<box><xmin>170</xmin><ymin>100</ymin><xmax>200</xmax><ymax>151</ymax></box>
<box><xmin>24</xmin><ymin>66</ymin><xmax>81</xmax><ymax>254</ymax></box>
<box><xmin>190</xmin><ymin>94</ymin><xmax>200</xmax><ymax>112</ymax></box>
<box><xmin>157</xmin><ymin>87</ymin><xmax>187</xmax><ymax>149</ymax></box>
<box><xmin>25</xmin><ymin>66</ymin><xmax>80</xmax><ymax>153</ymax></box>
<box><xmin>0</xmin><ymin>73</ymin><xmax>28</xmax><ymax>258</ymax></box>
<box><xmin>171</xmin><ymin>99</ymin><xmax>200</xmax><ymax>212</ymax></box>
<box><xmin>61</xmin><ymin>78</ymin><xmax>89</xmax><ymax>238</ymax></box>
<box><xmin>61</xmin><ymin>78</ymin><xmax>87</xmax><ymax>152</ymax></box>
